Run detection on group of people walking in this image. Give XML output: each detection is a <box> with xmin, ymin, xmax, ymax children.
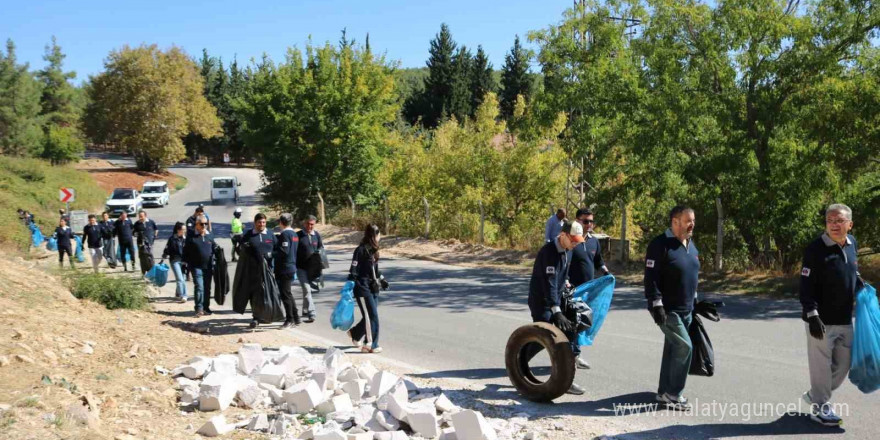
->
<box><xmin>49</xmin><ymin>209</ymin><xmax>157</xmax><ymax>274</ymax></box>
<box><xmin>536</xmin><ymin>203</ymin><xmax>869</xmax><ymax>427</ymax></box>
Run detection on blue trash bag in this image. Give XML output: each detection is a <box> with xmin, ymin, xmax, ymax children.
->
<box><xmin>145</xmin><ymin>263</ymin><xmax>170</xmax><ymax>287</ymax></box>
<box><xmin>850</xmin><ymin>283</ymin><xmax>880</xmax><ymax>394</ymax></box>
<box><xmin>31</xmin><ymin>227</ymin><xmax>44</xmax><ymax>247</ymax></box>
<box><xmin>572</xmin><ymin>274</ymin><xmax>616</xmax><ymax>346</ymax></box>
<box><xmin>46</xmin><ymin>237</ymin><xmax>58</xmax><ymax>251</ymax></box>
<box><xmin>331</xmin><ymin>281</ymin><xmax>356</xmax><ymax>331</ymax></box>
<box><xmin>74</xmin><ymin>235</ymin><xmax>85</xmax><ymax>262</ymax></box>
<box><xmin>117</xmin><ymin>244</ymin><xmax>134</xmax><ymax>262</ymax></box>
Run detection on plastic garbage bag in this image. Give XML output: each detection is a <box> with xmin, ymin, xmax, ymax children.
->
<box><xmin>213</xmin><ymin>246</ymin><xmax>230</xmax><ymax>305</ymax></box>
<box><xmin>850</xmin><ymin>283</ymin><xmax>880</xmax><ymax>393</ymax></box>
<box><xmin>74</xmin><ymin>236</ymin><xmax>85</xmax><ymax>262</ymax></box>
<box><xmin>688</xmin><ymin>314</ymin><xmax>715</xmax><ymax>376</ymax></box>
<box><xmin>145</xmin><ymin>263</ymin><xmax>169</xmax><ymax>287</ymax></box>
<box><xmin>331</xmin><ymin>281</ymin><xmax>356</xmax><ymax>331</ymax></box>
<box><xmin>46</xmin><ymin>237</ymin><xmax>58</xmax><ymax>251</ymax></box>
<box><xmin>31</xmin><ymin>227</ymin><xmax>44</xmax><ymax>247</ymax></box>
<box><xmin>232</xmin><ymin>248</ymin><xmax>284</xmax><ymax>323</ymax></box>
<box><xmin>571</xmin><ymin>275</ymin><xmax>616</xmax><ymax>346</ymax></box>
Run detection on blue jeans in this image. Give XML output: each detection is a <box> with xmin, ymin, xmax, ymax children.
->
<box><xmin>192</xmin><ymin>267</ymin><xmax>212</xmax><ymax>312</ymax></box>
<box><xmin>351</xmin><ymin>291</ymin><xmax>380</xmax><ymax>349</ymax></box>
<box><xmin>171</xmin><ymin>261</ymin><xmax>187</xmax><ymax>299</ymax></box>
<box><xmin>658</xmin><ymin>311</ymin><xmax>693</xmax><ymax>398</ymax></box>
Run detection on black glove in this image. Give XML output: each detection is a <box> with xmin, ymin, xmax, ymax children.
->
<box><xmin>651</xmin><ymin>305</ymin><xmax>667</xmax><ymax>326</ymax></box>
<box><xmin>808</xmin><ymin>315</ymin><xmax>826</xmax><ymax>339</ymax></box>
<box><xmin>552</xmin><ymin>312</ymin><xmax>575</xmax><ymax>333</ymax></box>
<box><xmin>380</xmin><ymin>279</ymin><xmax>389</xmax><ymax>290</ymax></box>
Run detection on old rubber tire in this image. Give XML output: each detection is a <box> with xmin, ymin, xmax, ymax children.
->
<box><xmin>505</xmin><ymin>322</ymin><xmax>575</xmax><ymax>402</ymax></box>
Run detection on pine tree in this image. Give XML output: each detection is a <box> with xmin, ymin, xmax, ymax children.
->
<box><xmin>500</xmin><ymin>35</ymin><xmax>532</xmax><ymax>119</ymax></box>
<box><xmin>469</xmin><ymin>45</ymin><xmax>495</xmax><ymax>118</ymax></box>
<box><xmin>448</xmin><ymin>45</ymin><xmax>473</xmax><ymax>122</ymax></box>
<box><xmin>36</xmin><ymin>36</ymin><xmax>78</xmax><ymax>127</ymax></box>
<box><xmin>0</xmin><ymin>39</ymin><xmax>44</xmax><ymax>156</ymax></box>
<box><xmin>409</xmin><ymin>23</ymin><xmax>457</xmax><ymax>127</ymax></box>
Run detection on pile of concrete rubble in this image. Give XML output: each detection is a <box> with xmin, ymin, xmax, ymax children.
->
<box><xmin>170</xmin><ymin>343</ymin><xmax>533</xmax><ymax>440</ymax></box>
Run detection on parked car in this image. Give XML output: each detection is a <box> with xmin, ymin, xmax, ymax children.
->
<box><xmin>105</xmin><ymin>188</ymin><xmax>143</xmax><ymax>217</ymax></box>
<box><xmin>211</xmin><ymin>176</ymin><xmax>240</xmax><ymax>204</ymax></box>
<box><xmin>141</xmin><ymin>181</ymin><xmax>170</xmax><ymax>207</ymax></box>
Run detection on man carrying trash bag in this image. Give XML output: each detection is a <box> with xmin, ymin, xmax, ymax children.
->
<box><xmin>274</xmin><ymin>213</ymin><xmax>301</xmax><ymax>328</ymax></box>
<box><xmin>799</xmin><ymin>203</ymin><xmax>868</xmax><ymax>427</ymax></box>
<box><xmin>233</xmin><ymin>213</ymin><xmax>284</xmax><ymax>328</ymax></box>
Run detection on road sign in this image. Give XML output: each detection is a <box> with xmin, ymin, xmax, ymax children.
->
<box><xmin>69</xmin><ymin>210</ymin><xmax>88</xmax><ymax>233</ymax></box>
<box><xmin>59</xmin><ymin>187</ymin><xmax>75</xmax><ymax>203</ymax></box>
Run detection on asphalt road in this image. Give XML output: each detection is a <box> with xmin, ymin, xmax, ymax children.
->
<box><xmin>109</xmin><ymin>160</ymin><xmax>875</xmax><ymax>440</ymax></box>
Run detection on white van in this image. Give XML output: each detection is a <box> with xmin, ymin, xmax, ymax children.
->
<box><xmin>211</xmin><ymin>176</ymin><xmax>240</xmax><ymax>204</ymax></box>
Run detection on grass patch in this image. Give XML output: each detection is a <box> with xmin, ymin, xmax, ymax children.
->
<box><xmin>17</xmin><ymin>397</ymin><xmax>40</xmax><ymax>408</ymax></box>
<box><xmin>0</xmin><ymin>156</ymin><xmax>106</xmax><ymax>253</ymax></box>
<box><xmin>173</xmin><ymin>175</ymin><xmax>188</xmax><ymax>192</ymax></box>
<box><xmin>65</xmin><ymin>272</ymin><xmax>149</xmax><ymax>310</ymax></box>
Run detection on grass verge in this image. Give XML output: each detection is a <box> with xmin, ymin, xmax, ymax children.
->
<box><xmin>64</xmin><ymin>271</ymin><xmax>149</xmax><ymax>310</ymax></box>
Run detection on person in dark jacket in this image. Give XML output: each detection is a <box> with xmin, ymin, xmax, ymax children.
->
<box><xmin>799</xmin><ymin>204</ymin><xmax>867</xmax><ymax>427</ymax></box>
<box><xmin>242</xmin><ymin>213</ymin><xmax>278</xmax><ymax>328</ymax></box>
<box><xmin>528</xmin><ymin>220</ymin><xmax>585</xmax><ymax>395</ymax></box>
<box><xmin>53</xmin><ymin>217</ymin><xmax>75</xmax><ymax>268</ymax></box>
<box><xmin>162</xmin><ymin>222</ymin><xmax>188</xmax><ymax>303</ymax></box>
<box><xmin>566</xmin><ymin>208</ymin><xmax>611</xmax><ymax>370</ymax></box>
<box><xmin>274</xmin><ymin>213</ymin><xmax>300</xmax><ymax>328</ymax></box>
<box><xmin>83</xmin><ymin>214</ymin><xmax>104</xmax><ymax>273</ymax></box>
<box><xmin>134</xmin><ymin>210</ymin><xmax>158</xmax><ymax>275</ymax></box>
<box><xmin>296</xmin><ymin>215</ymin><xmax>323</xmax><ymax>322</ymax></box>
<box><xmin>114</xmin><ymin>211</ymin><xmax>136</xmax><ymax>272</ymax></box>
<box><xmin>99</xmin><ymin>212</ymin><xmax>116</xmax><ymax>268</ymax></box>
<box><xmin>347</xmin><ymin>224</ymin><xmax>389</xmax><ymax>353</ymax></box>
<box><xmin>644</xmin><ymin>205</ymin><xmax>700</xmax><ymax>410</ymax></box>
<box><xmin>184</xmin><ymin>215</ymin><xmax>215</xmax><ymax>316</ymax></box>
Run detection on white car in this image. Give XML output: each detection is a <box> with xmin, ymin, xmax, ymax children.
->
<box><xmin>105</xmin><ymin>188</ymin><xmax>143</xmax><ymax>217</ymax></box>
<box><xmin>211</xmin><ymin>176</ymin><xmax>240</xmax><ymax>204</ymax></box>
<box><xmin>141</xmin><ymin>181</ymin><xmax>170</xmax><ymax>207</ymax></box>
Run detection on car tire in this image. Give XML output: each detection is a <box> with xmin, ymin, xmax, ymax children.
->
<box><xmin>505</xmin><ymin>322</ymin><xmax>576</xmax><ymax>402</ymax></box>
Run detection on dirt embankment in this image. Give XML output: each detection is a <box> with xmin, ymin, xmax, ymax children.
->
<box><xmin>75</xmin><ymin>159</ymin><xmax>186</xmax><ymax>194</ymax></box>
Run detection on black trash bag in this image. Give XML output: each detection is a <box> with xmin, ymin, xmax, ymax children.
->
<box><xmin>213</xmin><ymin>246</ymin><xmax>230</xmax><ymax>305</ymax></box>
<box><xmin>138</xmin><ymin>243</ymin><xmax>154</xmax><ymax>273</ymax></box>
<box><xmin>232</xmin><ymin>249</ymin><xmax>284</xmax><ymax>323</ymax></box>
<box><xmin>688</xmin><ymin>314</ymin><xmax>715</xmax><ymax>377</ymax></box>
<box><xmin>305</xmin><ymin>252</ymin><xmax>323</xmax><ymax>282</ymax></box>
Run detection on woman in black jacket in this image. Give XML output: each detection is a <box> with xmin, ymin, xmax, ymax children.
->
<box><xmin>162</xmin><ymin>222</ymin><xmax>188</xmax><ymax>303</ymax></box>
<box><xmin>53</xmin><ymin>217</ymin><xmax>74</xmax><ymax>268</ymax></box>
<box><xmin>347</xmin><ymin>224</ymin><xmax>389</xmax><ymax>353</ymax></box>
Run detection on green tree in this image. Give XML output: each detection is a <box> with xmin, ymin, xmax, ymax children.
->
<box><xmin>35</xmin><ymin>37</ymin><xmax>78</xmax><ymax>127</ymax></box>
<box><xmin>84</xmin><ymin>45</ymin><xmax>221</xmax><ymax>172</ymax></box>
<box><xmin>0</xmin><ymin>39</ymin><xmax>44</xmax><ymax>156</ymax></box>
<box><xmin>448</xmin><ymin>46</ymin><xmax>473</xmax><ymax>122</ymax></box>
<box><xmin>500</xmin><ymin>35</ymin><xmax>532</xmax><ymax>119</ymax></box>
<box><xmin>42</xmin><ymin>125</ymin><xmax>83</xmax><ymax>164</ymax></box>
<box><xmin>469</xmin><ymin>46</ymin><xmax>495</xmax><ymax>117</ymax></box>
<box><xmin>235</xmin><ymin>37</ymin><xmax>399</xmax><ymax>216</ymax></box>
<box><xmin>405</xmin><ymin>23</ymin><xmax>457</xmax><ymax>127</ymax></box>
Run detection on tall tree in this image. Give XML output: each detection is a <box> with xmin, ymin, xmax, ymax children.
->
<box><xmin>84</xmin><ymin>45</ymin><xmax>221</xmax><ymax>171</ymax></box>
<box><xmin>448</xmin><ymin>45</ymin><xmax>473</xmax><ymax>122</ymax></box>
<box><xmin>35</xmin><ymin>37</ymin><xmax>78</xmax><ymax>126</ymax></box>
<box><xmin>405</xmin><ymin>23</ymin><xmax>457</xmax><ymax>127</ymax></box>
<box><xmin>0</xmin><ymin>39</ymin><xmax>43</xmax><ymax>156</ymax></box>
<box><xmin>500</xmin><ymin>35</ymin><xmax>532</xmax><ymax>119</ymax></box>
<box><xmin>469</xmin><ymin>45</ymin><xmax>495</xmax><ymax>117</ymax></box>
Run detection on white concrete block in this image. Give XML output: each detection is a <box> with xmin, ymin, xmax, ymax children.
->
<box><xmin>347</xmin><ymin>432</ymin><xmax>373</xmax><ymax>440</ymax></box>
<box><xmin>357</xmin><ymin>362</ymin><xmax>379</xmax><ymax>381</ymax></box>
<box><xmin>314</xmin><ymin>427</ymin><xmax>347</xmax><ymax>440</ymax></box>
<box><xmin>180</xmin><ymin>385</ymin><xmax>199</xmax><ymax>405</ymax></box>
<box><xmin>175</xmin><ymin>376</ymin><xmax>200</xmax><ymax>389</ymax></box>
<box><xmin>407</xmin><ymin>406</ymin><xmax>440</xmax><ymax>438</ymax></box>
<box><xmin>342</xmin><ymin>380</ymin><xmax>367</xmax><ymax>402</ymax></box>
<box><xmin>374</xmin><ymin>431</ymin><xmax>409</xmax><ymax>440</ymax></box>
<box><xmin>338</xmin><ymin>367</ymin><xmax>360</xmax><ymax>383</ymax></box>
<box><xmin>451</xmin><ymin>410</ymin><xmax>498</xmax><ymax>440</ymax></box>
<box><xmin>439</xmin><ymin>427</ymin><xmax>458</xmax><ymax>440</ymax></box>
<box><xmin>332</xmin><ymin>394</ymin><xmax>354</xmax><ymax>413</ymax></box>
<box><xmin>237</xmin><ymin>343</ymin><xmax>264</xmax><ymax>375</ymax></box>
<box><xmin>435</xmin><ymin>393</ymin><xmax>456</xmax><ymax>413</ymax></box>
<box><xmin>210</xmin><ymin>354</ymin><xmax>238</xmax><ymax>376</ymax></box>
<box><xmin>247</xmin><ymin>413</ymin><xmax>270</xmax><ymax>431</ymax></box>
<box><xmin>173</xmin><ymin>356</ymin><xmax>211</xmax><ymax>379</ymax></box>
<box><xmin>369</xmin><ymin>371</ymin><xmax>399</xmax><ymax>397</ymax></box>
<box><xmin>236</xmin><ymin>380</ymin><xmax>263</xmax><ymax>409</ymax></box>
<box><xmin>270</xmin><ymin>417</ymin><xmax>287</xmax><ymax>436</ymax></box>
<box><xmin>259</xmin><ymin>383</ymin><xmax>285</xmax><ymax>405</ymax></box>
<box><xmin>199</xmin><ymin>372</ymin><xmax>237</xmax><ymax>411</ymax></box>
<box><xmin>197</xmin><ymin>415</ymin><xmax>233</xmax><ymax>437</ymax></box>
<box><xmin>283</xmin><ymin>380</ymin><xmax>325</xmax><ymax>414</ymax></box>
<box><xmin>375</xmin><ymin>410</ymin><xmax>400</xmax><ymax>431</ymax></box>
<box><xmin>388</xmin><ymin>380</ymin><xmax>408</xmax><ymax>403</ymax></box>
<box><xmin>257</xmin><ymin>362</ymin><xmax>287</xmax><ymax>388</ymax></box>
<box><xmin>386</xmin><ymin>395</ymin><xmax>408</xmax><ymax>421</ymax></box>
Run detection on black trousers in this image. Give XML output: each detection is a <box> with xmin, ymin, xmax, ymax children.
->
<box><xmin>58</xmin><ymin>247</ymin><xmax>73</xmax><ymax>265</ymax></box>
<box><xmin>118</xmin><ymin>241</ymin><xmax>136</xmax><ymax>267</ymax></box>
<box><xmin>276</xmin><ymin>273</ymin><xmax>299</xmax><ymax>323</ymax></box>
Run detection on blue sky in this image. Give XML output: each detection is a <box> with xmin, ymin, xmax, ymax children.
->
<box><xmin>0</xmin><ymin>0</ymin><xmax>573</xmax><ymax>84</ymax></box>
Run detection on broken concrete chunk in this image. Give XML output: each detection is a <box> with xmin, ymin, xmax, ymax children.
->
<box><xmin>451</xmin><ymin>410</ymin><xmax>498</xmax><ymax>440</ymax></box>
<box><xmin>369</xmin><ymin>371</ymin><xmax>399</xmax><ymax>397</ymax></box>
<box><xmin>173</xmin><ymin>356</ymin><xmax>211</xmax><ymax>379</ymax></box>
<box><xmin>180</xmin><ymin>385</ymin><xmax>199</xmax><ymax>405</ymax></box>
<box><xmin>356</xmin><ymin>362</ymin><xmax>379</xmax><ymax>381</ymax></box>
<box><xmin>435</xmin><ymin>393</ymin><xmax>457</xmax><ymax>413</ymax></box>
<box><xmin>175</xmin><ymin>377</ymin><xmax>200</xmax><ymax>390</ymax></box>
<box><xmin>259</xmin><ymin>383</ymin><xmax>285</xmax><ymax>405</ymax></box>
<box><xmin>346</xmin><ymin>432</ymin><xmax>373</xmax><ymax>440</ymax></box>
<box><xmin>197</xmin><ymin>415</ymin><xmax>234</xmax><ymax>437</ymax></box>
<box><xmin>236</xmin><ymin>380</ymin><xmax>263</xmax><ymax>409</ymax></box>
<box><xmin>374</xmin><ymin>431</ymin><xmax>409</xmax><ymax>440</ymax></box>
<box><xmin>246</xmin><ymin>413</ymin><xmax>270</xmax><ymax>431</ymax></box>
<box><xmin>407</xmin><ymin>407</ymin><xmax>440</xmax><ymax>438</ymax></box>
<box><xmin>341</xmin><ymin>379</ymin><xmax>367</xmax><ymax>403</ymax></box>
<box><xmin>337</xmin><ymin>367</ymin><xmax>360</xmax><ymax>383</ymax></box>
<box><xmin>439</xmin><ymin>427</ymin><xmax>458</xmax><ymax>440</ymax></box>
<box><xmin>210</xmin><ymin>354</ymin><xmax>238</xmax><ymax>377</ymax></box>
<box><xmin>237</xmin><ymin>343</ymin><xmax>264</xmax><ymax>375</ymax></box>
<box><xmin>199</xmin><ymin>372</ymin><xmax>237</xmax><ymax>411</ymax></box>
<box><xmin>283</xmin><ymin>380</ymin><xmax>325</xmax><ymax>414</ymax></box>
<box><xmin>314</xmin><ymin>427</ymin><xmax>346</xmax><ymax>440</ymax></box>
<box><xmin>386</xmin><ymin>394</ymin><xmax>408</xmax><ymax>421</ymax></box>
<box><xmin>257</xmin><ymin>362</ymin><xmax>287</xmax><ymax>388</ymax></box>
<box><xmin>375</xmin><ymin>409</ymin><xmax>401</xmax><ymax>431</ymax></box>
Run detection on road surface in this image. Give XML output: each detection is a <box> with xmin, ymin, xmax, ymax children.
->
<box><xmin>108</xmin><ymin>159</ymin><xmax>874</xmax><ymax>439</ymax></box>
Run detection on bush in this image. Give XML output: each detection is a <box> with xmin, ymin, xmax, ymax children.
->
<box><xmin>41</xmin><ymin>125</ymin><xmax>84</xmax><ymax>165</ymax></box>
<box><xmin>66</xmin><ymin>272</ymin><xmax>149</xmax><ymax>310</ymax></box>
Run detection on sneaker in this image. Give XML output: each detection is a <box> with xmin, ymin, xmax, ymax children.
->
<box><xmin>576</xmin><ymin>356</ymin><xmax>591</xmax><ymax>369</ymax></box>
<box><xmin>656</xmin><ymin>393</ymin><xmax>690</xmax><ymax>410</ymax></box>
<box><xmin>178</xmin><ymin>297</ymin><xmax>187</xmax><ymax>303</ymax></box>
<box><xmin>204</xmin><ymin>309</ymin><xmax>213</xmax><ymax>315</ymax></box>
<box><xmin>194</xmin><ymin>310</ymin><xmax>205</xmax><ymax>317</ymax></box>
<box><xmin>811</xmin><ymin>404</ymin><xmax>842</xmax><ymax>427</ymax></box>
<box><xmin>304</xmin><ymin>316</ymin><xmax>315</xmax><ymax>323</ymax></box>
<box><xmin>249</xmin><ymin>320</ymin><xmax>258</xmax><ymax>329</ymax></box>
<box><xmin>347</xmin><ymin>330</ymin><xmax>362</xmax><ymax>347</ymax></box>
<box><xmin>293</xmin><ymin>318</ymin><xmax>302</xmax><ymax>326</ymax></box>
<box><xmin>361</xmin><ymin>346</ymin><xmax>383</xmax><ymax>354</ymax></box>
<box><xmin>566</xmin><ymin>383</ymin><xmax>586</xmax><ymax>395</ymax></box>
<box><xmin>281</xmin><ymin>321</ymin><xmax>295</xmax><ymax>329</ymax></box>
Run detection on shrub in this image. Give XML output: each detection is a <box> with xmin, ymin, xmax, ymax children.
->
<box><xmin>66</xmin><ymin>272</ymin><xmax>149</xmax><ymax>310</ymax></box>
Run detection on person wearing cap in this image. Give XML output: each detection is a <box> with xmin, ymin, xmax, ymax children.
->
<box><xmin>799</xmin><ymin>203</ymin><xmax>867</xmax><ymax>427</ymax></box>
<box><xmin>527</xmin><ymin>219</ymin><xmax>586</xmax><ymax>395</ymax></box>
<box><xmin>231</xmin><ymin>207</ymin><xmax>244</xmax><ymax>262</ymax></box>
<box><xmin>644</xmin><ymin>205</ymin><xmax>699</xmax><ymax>410</ymax></box>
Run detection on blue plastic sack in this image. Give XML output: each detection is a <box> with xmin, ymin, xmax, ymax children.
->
<box><xmin>31</xmin><ymin>227</ymin><xmax>44</xmax><ymax>247</ymax></box>
<box><xmin>117</xmin><ymin>244</ymin><xmax>134</xmax><ymax>262</ymax></box>
<box><xmin>46</xmin><ymin>237</ymin><xmax>57</xmax><ymax>251</ymax></box>
<box><xmin>145</xmin><ymin>263</ymin><xmax>170</xmax><ymax>287</ymax></box>
<box><xmin>74</xmin><ymin>235</ymin><xmax>85</xmax><ymax>262</ymax></box>
<box><xmin>850</xmin><ymin>283</ymin><xmax>880</xmax><ymax>394</ymax></box>
<box><xmin>572</xmin><ymin>274</ymin><xmax>616</xmax><ymax>346</ymax></box>
<box><xmin>331</xmin><ymin>281</ymin><xmax>356</xmax><ymax>331</ymax></box>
